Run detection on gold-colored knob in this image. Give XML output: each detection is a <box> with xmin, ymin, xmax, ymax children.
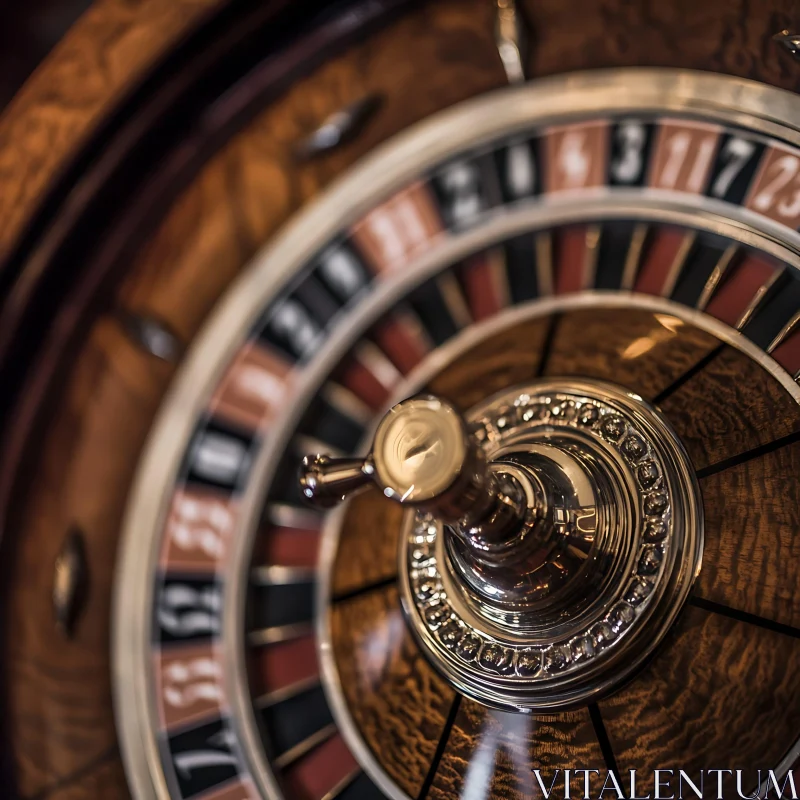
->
<box><xmin>372</xmin><ymin>396</ymin><xmax>468</xmax><ymax>505</ymax></box>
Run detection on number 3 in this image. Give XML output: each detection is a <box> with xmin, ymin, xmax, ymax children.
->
<box><xmin>611</xmin><ymin>121</ymin><xmax>645</xmax><ymax>184</ymax></box>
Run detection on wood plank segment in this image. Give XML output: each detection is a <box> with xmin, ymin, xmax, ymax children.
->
<box><xmin>330</xmin><ymin>585</ymin><xmax>455</xmax><ymax>798</ymax></box>
<box><xmin>331</xmin><ymin>488</ymin><xmax>404</xmax><ymax>597</ymax></box>
<box><xmin>426</xmin><ymin>317</ymin><xmax>550</xmax><ymax>411</ymax></box>
<box><xmin>696</xmin><ymin>442</ymin><xmax>800</xmax><ymax>629</ymax></box>
<box><xmin>599</xmin><ymin>605</ymin><xmax>800</xmax><ymax>798</ymax></box>
<box><xmin>543</xmin><ymin>308</ymin><xmax>719</xmax><ymax>400</ymax></box>
<box><xmin>659</xmin><ymin>345</ymin><xmax>800</xmax><ymax>470</ymax></box>
<box><xmin>429</xmin><ymin>699</ymin><xmax>605</xmax><ymax>800</ymax></box>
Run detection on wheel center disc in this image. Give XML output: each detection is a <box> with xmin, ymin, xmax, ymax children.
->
<box><xmin>399</xmin><ymin>378</ymin><xmax>703</xmax><ymax>712</ymax></box>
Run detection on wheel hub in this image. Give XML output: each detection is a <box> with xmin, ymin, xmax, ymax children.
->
<box><xmin>400</xmin><ymin>380</ymin><xmax>703</xmax><ymax>710</ymax></box>
<box><xmin>300</xmin><ymin>378</ymin><xmax>703</xmax><ymax>711</ymax></box>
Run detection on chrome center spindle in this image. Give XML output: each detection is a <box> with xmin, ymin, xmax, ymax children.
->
<box><xmin>299</xmin><ymin>380</ymin><xmax>703</xmax><ymax>712</ymax></box>
<box><xmin>299</xmin><ymin>395</ymin><xmax>537</xmax><ymax>558</ymax></box>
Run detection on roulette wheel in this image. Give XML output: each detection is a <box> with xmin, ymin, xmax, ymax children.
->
<box><xmin>3</xmin><ymin>0</ymin><xmax>800</xmax><ymax>798</ymax></box>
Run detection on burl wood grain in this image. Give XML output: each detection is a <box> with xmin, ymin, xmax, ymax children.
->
<box><xmin>426</xmin><ymin>317</ymin><xmax>551</xmax><ymax>411</ymax></box>
<box><xmin>0</xmin><ymin>0</ymin><xmax>222</xmax><ymax>262</ymax></box>
<box><xmin>696</xmin><ymin>441</ymin><xmax>800</xmax><ymax>630</ymax></box>
<box><xmin>429</xmin><ymin>700</ymin><xmax>605</xmax><ymax>800</ymax></box>
<box><xmin>543</xmin><ymin>308</ymin><xmax>720</xmax><ymax>400</ymax></box>
<box><xmin>660</xmin><ymin>345</ymin><xmax>800</xmax><ymax>470</ymax></box>
<box><xmin>599</xmin><ymin>605</ymin><xmax>800</xmax><ymax>797</ymax></box>
<box><xmin>331</xmin><ymin>488</ymin><xmax>404</xmax><ymax>596</ymax></box>
<box><xmin>330</xmin><ymin>585</ymin><xmax>456</xmax><ymax>798</ymax></box>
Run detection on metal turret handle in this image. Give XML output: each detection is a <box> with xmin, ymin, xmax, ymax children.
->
<box><xmin>298</xmin><ymin>395</ymin><xmax>528</xmax><ymax>549</ymax></box>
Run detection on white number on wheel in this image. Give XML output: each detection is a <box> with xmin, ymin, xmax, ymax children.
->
<box><xmin>752</xmin><ymin>154</ymin><xmax>800</xmax><ymax>216</ymax></box>
<box><xmin>710</xmin><ymin>137</ymin><xmax>756</xmax><ymax>198</ymax></box>
<box><xmin>611</xmin><ymin>121</ymin><xmax>646</xmax><ymax>184</ymax></box>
